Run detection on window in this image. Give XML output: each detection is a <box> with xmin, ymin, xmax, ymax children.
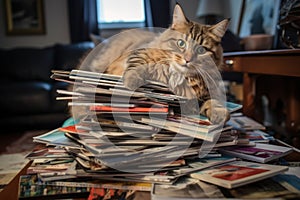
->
<box><xmin>97</xmin><ymin>0</ymin><xmax>146</xmax><ymax>29</ymax></box>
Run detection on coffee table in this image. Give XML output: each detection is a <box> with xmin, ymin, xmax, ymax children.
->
<box><xmin>0</xmin><ymin>160</ymin><xmax>32</xmax><ymax>200</ymax></box>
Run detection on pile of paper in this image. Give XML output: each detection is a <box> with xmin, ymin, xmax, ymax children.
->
<box><xmin>19</xmin><ymin>69</ymin><xmax>300</xmax><ymax>199</ymax></box>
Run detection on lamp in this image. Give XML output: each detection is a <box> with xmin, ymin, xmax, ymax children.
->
<box><xmin>196</xmin><ymin>0</ymin><xmax>224</xmax><ymax>24</ymax></box>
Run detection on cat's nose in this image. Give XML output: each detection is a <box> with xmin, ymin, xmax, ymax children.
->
<box><xmin>184</xmin><ymin>53</ymin><xmax>192</xmax><ymax>63</ymax></box>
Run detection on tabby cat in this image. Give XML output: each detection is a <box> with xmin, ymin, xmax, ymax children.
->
<box><xmin>81</xmin><ymin>4</ymin><xmax>230</xmax><ymax>123</ymax></box>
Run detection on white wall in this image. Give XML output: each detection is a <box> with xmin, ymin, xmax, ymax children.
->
<box><xmin>0</xmin><ymin>0</ymin><xmax>70</xmax><ymax>49</ymax></box>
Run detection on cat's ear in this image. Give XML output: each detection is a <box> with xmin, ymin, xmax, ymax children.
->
<box><xmin>171</xmin><ymin>3</ymin><xmax>189</xmax><ymax>29</ymax></box>
<box><xmin>209</xmin><ymin>19</ymin><xmax>230</xmax><ymax>38</ymax></box>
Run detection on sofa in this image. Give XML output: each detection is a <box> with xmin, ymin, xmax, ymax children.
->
<box><xmin>0</xmin><ymin>42</ymin><xmax>94</xmax><ymax>131</ymax></box>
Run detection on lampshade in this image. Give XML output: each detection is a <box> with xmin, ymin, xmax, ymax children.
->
<box><xmin>196</xmin><ymin>0</ymin><xmax>224</xmax><ymax>18</ymax></box>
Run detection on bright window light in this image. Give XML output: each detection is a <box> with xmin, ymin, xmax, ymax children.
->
<box><xmin>97</xmin><ymin>0</ymin><xmax>145</xmax><ymax>28</ymax></box>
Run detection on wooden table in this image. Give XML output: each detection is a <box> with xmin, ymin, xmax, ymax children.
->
<box><xmin>0</xmin><ymin>161</ymin><xmax>32</xmax><ymax>200</ymax></box>
<box><xmin>223</xmin><ymin>49</ymin><xmax>300</xmax><ymax>144</ymax></box>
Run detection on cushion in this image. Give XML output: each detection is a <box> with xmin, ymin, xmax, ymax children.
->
<box><xmin>0</xmin><ymin>81</ymin><xmax>52</xmax><ymax>114</ymax></box>
<box><xmin>54</xmin><ymin>42</ymin><xmax>94</xmax><ymax>71</ymax></box>
<box><xmin>4</xmin><ymin>47</ymin><xmax>55</xmax><ymax>81</ymax></box>
<box><xmin>0</xmin><ymin>49</ymin><xmax>8</xmax><ymax>80</ymax></box>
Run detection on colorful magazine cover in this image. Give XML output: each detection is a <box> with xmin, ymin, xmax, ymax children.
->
<box><xmin>190</xmin><ymin>161</ymin><xmax>288</xmax><ymax>189</ymax></box>
<box><xmin>219</xmin><ymin>143</ymin><xmax>293</xmax><ymax>163</ymax></box>
<box><xmin>19</xmin><ymin>174</ymin><xmax>90</xmax><ymax>199</ymax></box>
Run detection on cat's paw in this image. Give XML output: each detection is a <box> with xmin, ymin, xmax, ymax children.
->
<box><xmin>200</xmin><ymin>99</ymin><xmax>230</xmax><ymax>124</ymax></box>
<box><xmin>123</xmin><ymin>71</ymin><xmax>146</xmax><ymax>90</ymax></box>
<box><xmin>205</xmin><ymin>107</ymin><xmax>230</xmax><ymax>124</ymax></box>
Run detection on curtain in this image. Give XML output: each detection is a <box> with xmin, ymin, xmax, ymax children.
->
<box><xmin>68</xmin><ymin>0</ymin><xmax>98</xmax><ymax>43</ymax></box>
<box><xmin>145</xmin><ymin>0</ymin><xmax>171</xmax><ymax>28</ymax></box>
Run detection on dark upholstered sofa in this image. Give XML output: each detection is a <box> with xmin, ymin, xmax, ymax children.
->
<box><xmin>0</xmin><ymin>42</ymin><xmax>94</xmax><ymax>130</ymax></box>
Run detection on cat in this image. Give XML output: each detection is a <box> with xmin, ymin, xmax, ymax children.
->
<box><xmin>79</xmin><ymin>3</ymin><xmax>230</xmax><ymax>124</ymax></box>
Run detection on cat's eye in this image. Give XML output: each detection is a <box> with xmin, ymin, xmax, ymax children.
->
<box><xmin>196</xmin><ymin>46</ymin><xmax>206</xmax><ymax>54</ymax></box>
<box><xmin>177</xmin><ymin>39</ymin><xmax>186</xmax><ymax>49</ymax></box>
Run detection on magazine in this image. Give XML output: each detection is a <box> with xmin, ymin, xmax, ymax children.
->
<box><xmin>239</xmin><ymin>130</ymin><xmax>274</xmax><ymax>143</ymax></box>
<box><xmin>227</xmin><ymin>114</ymin><xmax>266</xmax><ymax>130</ymax></box>
<box><xmin>140</xmin><ymin>117</ymin><xmax>219</xmax><ymax>142</ymax></box>
<box><xmin>190</xmin><ymin>160</ymin><xmax>288</xmax><ymax>189</ymax></box>
<box><xmin>151</xmin><ymin>177</ymin><xmax>225</xmax><ymax>200</ymax></box>
<box><xmin>219</xmin><ymin>143</ymin><xmax>293</xmax><ymax>163</ymax></box>
<box><xmin>225</xmin><ymin>176</ymin><xmax>300</xmax><ymax>199</ymax></box>
<box><xmin>19</xmin><ymin>174</ymin><xmax>90</xmax><ymax>199</ymax></box>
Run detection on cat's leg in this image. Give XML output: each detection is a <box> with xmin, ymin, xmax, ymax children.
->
<box><xmin>123</xmin><ymin>61</ymin><xmax>170</xmax><ymax>90</ymax></box>
<box><xmin>123</xmin><ymin>66</ymin><xmax>147</xmax><ymax>90</ymax></box>
<box><xmin>200</xmin><ymin>99</ymin><xmax>230</xmax><ymax>124</ymax></box>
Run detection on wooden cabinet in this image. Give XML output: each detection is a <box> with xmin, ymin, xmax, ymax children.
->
<box><xmin>223</xmin><ymin>49</ymin><xmax>300</xmax><ymax>147</ymax></box>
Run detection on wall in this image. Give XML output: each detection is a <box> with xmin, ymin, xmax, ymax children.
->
<box><xmin>0</xmin><ymin>0</ymin><xmax>70</xmax><ymax>49</ymax></box>
<box><xmin>0</xmin><ymin>0</ymin><xmax>242</xmax><ymax>49</ymax></box>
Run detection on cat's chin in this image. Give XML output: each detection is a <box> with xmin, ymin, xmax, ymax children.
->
<box><xmin>174</xmin><ymin>65</ymin><xmax>188</xmax><ymax>74</ymax></box>
<box><xmin>185</xmin><ymin>71</ymin><xmax>198</xmax><ymax>77</ymax></box>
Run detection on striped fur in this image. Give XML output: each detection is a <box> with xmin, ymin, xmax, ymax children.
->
<box><xmin>88</xmin><ymin>4</ymin><xmax>230</xmax><ymax>123</ymax></box>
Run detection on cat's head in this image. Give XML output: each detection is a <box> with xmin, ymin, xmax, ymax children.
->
<box><xmin>156</xmin><ymin>3</ymin><xmax>229</xmax><ymax>71</ymax></box>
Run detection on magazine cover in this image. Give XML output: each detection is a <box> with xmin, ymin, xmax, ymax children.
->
<box><xmin>219</xmin><ymin>143</ymin><xmax>293</xmax><ymax>163</ymax></box>
<box><xmin>240</xmin><ymin>130</ymin><xmax>274</xmax><ymax>143</ymax></box>
<box><xmin>151</xmin><ymin>177</ymin><xmax>225</xmax><ymax>200</ymax></box>
<box><xmin>190</xmin><ymin>161</ymin><xmax>288</xmax><ymax>189</ymax></box>
<box><xmin>226</xmin><ymin>176</ymin><xmax>300</xmax><ymax>199</ymax></box>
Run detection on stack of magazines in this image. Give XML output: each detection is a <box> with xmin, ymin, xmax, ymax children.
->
<box><xmin>19</xmin><ymin>69</ymin><xmax>300</xmax><ymax>200</ymax></box>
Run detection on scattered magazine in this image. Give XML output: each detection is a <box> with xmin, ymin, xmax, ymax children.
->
<box><xmin>239</xmin><ymin>129</ymin><xmax>274</xmax><ymax>143</ymax></box>
<box><xmin>226</xmin><ymin>175</ymin><xmax>300</xmax><ymax>199</ymax></box>
<box><xmin>219</xmin><ymin>143</ymin><xmax>293</xmax><ymax>163</ymax></box>
<box><xmin>190</xmin><ymin>160</ymin><xmax>288</xmax><ymax>189</ymax></box>
<box><xmin>226</xmin><ymin>114</ymin><xmax>266</xmax><ymax>130</ymax></box>
<box><xmin>226</xmin><ymin>101</ymin><xmax>243</xmax><ymax>113</ymax></box>
<box><xmin>151</xmin><ymin>177</ymin><xmax>225</xmax><ymax>200</ymax></box>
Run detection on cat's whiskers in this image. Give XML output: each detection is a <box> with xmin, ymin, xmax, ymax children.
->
<box><xmin>84</xmin><ymin>3</ymin><xmax>230</xmax><ymax>123</ymax></box>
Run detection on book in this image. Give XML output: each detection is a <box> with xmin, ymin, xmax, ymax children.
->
<box><xmin>219</xmin><ymin>143</ymin><xmax>293</xmax><ymax>163</ymax></box>
<box><xmin>190</xmin><ymin>160</ymin><xmax>288</xmax><ymax>189</ymax></box>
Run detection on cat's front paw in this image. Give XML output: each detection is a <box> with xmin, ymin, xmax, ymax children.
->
<box><xmin>200</xmin><ymin>100</ymin><xmax>230</xmax><ymax>124</ymax></box>
<box><xmin>205</xmin><ymin>107</ymin><xmax>230</xmax><ymax>124</ymax></box>
<box><xmin>123</xmin><ymin>71</ymin><xmax>145</xmax><ymax>90</ymax></box>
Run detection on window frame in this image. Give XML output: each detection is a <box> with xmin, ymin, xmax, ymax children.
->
<box><xmin>96</xmin><ymin>0</ymin><xmax>146</xmax><ymax>29</ymax></box>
